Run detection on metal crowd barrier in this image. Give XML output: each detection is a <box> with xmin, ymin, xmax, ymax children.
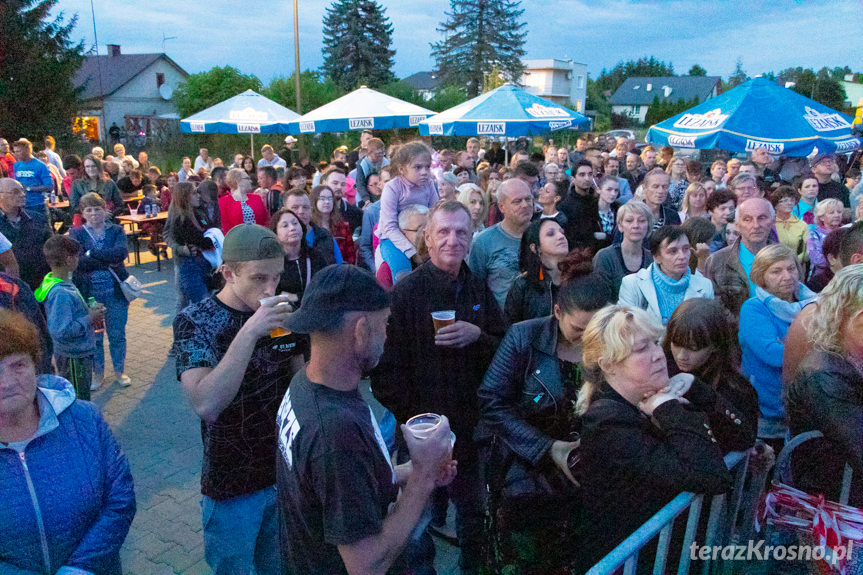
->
<box><xmin>586</xmin><ymin>450</ymin><xmax>770</xmax><ymax>575</ymax></box>
<box><xmin>773</xmin><ymin>430</ymin><xmax>854</xmax><ymax>505</ymax></box>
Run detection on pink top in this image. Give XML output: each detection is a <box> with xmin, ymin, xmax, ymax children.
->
<box><xmin>378</xmin><ymin>176</ymin><xmax>439</xmax><ymax>257</ymax></box>
<box><xmin>218</xmin><ymin>192</ymin><xmax>269</xmax><ymax>234</ymax></box>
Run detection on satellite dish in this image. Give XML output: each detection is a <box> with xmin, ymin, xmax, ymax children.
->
<box><xmin>159</xmin><ymin>83</ymin><xmax>174</xmax><ymax>100</ymax></box>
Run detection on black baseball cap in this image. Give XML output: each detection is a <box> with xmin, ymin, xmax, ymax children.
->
<box><xmin>285</xmin><ymin>265</ymin><xmax>390</xmax><ymax>333</ymax></box>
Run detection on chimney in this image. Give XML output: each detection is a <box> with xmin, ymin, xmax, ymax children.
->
<box><xmin>107</xmin><ymin>44</ymin><xmax>121</xmax><ymax>57</ymax></box>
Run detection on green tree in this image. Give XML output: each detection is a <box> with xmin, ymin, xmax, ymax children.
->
<box><xmin>173</xmin><ymin>66</ymin><xmax>263</xmax><ymax>118</ymax></box>
<box><xmin>777</xmin><ymin>67</ymin><xmax>847</xmax><ymax>110</ymax></box>
<box><xmin>0</xmin><ymin>0</ymin><xmax>84</xmax><ymax>141</ymax></box>
<box><xmin>321</xmin><ymin>0</ymin><xmax>395</xmax><ymax>92</ymax></box>
<box><xmin>427</xmin><ymin>85</ymin><xmax>469</xmax><ymax>112</ymax></box>
<box><xmin>594</xmin><ymin>56</ymin><xmax>675</xmax><ymax>96</ymax></box>
<box><xmin>688</xmin><ymin>64</ymin><xmax>707</xmax><ymax>77</ymax></box>
<box><xmin>644</xmin><ymin>96</ymin><xmax>700</xmax><ymax>126</ymax></box>
<box><xmin>482</xmin><ymin>64</ymin><xmax>506</xmax><ymax>93</ymax></box>
<box><xmin>726</xmin><ymin>58</ymin><xmax>748</xmax><ymax>89</ymax></box>
<box><xmin>266</xmin><ymin>70</ymin><xmax>343</xmax><ymax>114</ymax></box>
<box><xmin>431</xmin><ymin>0</ymin><xmax>527</xmax><ymax>98</ymax></box>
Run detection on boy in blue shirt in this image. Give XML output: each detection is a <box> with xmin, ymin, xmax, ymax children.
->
<box><xmin>34</xmin><ymin>235</ymin><xmax>102</xmax><ymax>399</ymax></box>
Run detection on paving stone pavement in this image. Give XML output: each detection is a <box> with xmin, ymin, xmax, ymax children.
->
<box><xmin>89</xmin><ymin>254</ymin><xmax>459</xmax><ymax>574</ymax></box>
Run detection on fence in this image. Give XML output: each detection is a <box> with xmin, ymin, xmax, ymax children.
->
<box><xmin>586</xmin><ymin>450</ymin><xmax>771</xmax><ymax>575</ymax></box>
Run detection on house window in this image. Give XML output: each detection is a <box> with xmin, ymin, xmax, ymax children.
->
<box><xmin>156</xmin><ymin>73</ymin><xmax>165</xmax><ymax>88</ymax></box>
<box><xmin>577</xmin><ymin>75</ymin><xmax>584</xmax><ymax>89</ymax></box>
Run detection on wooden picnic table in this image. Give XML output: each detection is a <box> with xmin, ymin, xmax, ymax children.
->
<box><xmin>115</xmin><ymin>212</ymin><xmax>167</xmax><ymax>226</ymax></box>
<box><xmin>122</xmin><ymin>194</ymin><xmax>144</xmax><ymax>204</ymax></box>
<box><xmin>46</xmin><ymin>200</ymin><xmax>70</xmax><ymax>209</ymax></box>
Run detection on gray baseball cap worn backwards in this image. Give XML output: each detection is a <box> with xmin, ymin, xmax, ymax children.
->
<box><xmin>285</xmin><ymin>265</ymin><xmax>390</xmax><ymax>334</ymax></box>
<box><xmin>222</xmin><ymin>224</ymin><xmax>284</xmax><ymax>262</ymax></box>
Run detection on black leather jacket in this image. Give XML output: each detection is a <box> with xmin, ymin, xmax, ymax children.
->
<box><xmin>503</xmin><ymin>273</ymin><xmax>555</xmax><ymax>326</ymax></box>
<box><xmin>786</xmin><ymin>351</ymin><xmax>863</xmax><ymax>506</ymax></box>
<box><xmin>476</xmin><ymin>316</ymin><xmax>579</xmax><ymax>499</ymax></box>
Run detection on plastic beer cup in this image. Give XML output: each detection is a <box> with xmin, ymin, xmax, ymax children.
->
<box><xmin>259</xmin><ymin>295</ymin><xmax>293</xmax><ymax>338</ymax></box>
<box><xmin>406</xmin><ymin>413</ymin><xmax>442</xmax><ymax>439</ymax></box>
<box><xmin>431</xmin><ymin>310</ymin><xmax>456</xmax><ymax>333</ymax></box>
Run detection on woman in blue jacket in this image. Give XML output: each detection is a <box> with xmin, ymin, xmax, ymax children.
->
<box><xmin>0</xmin><ymin>309</ymin><xmax>136</xmax><ymax>574</ymax></box>
<box><xmin>739</xmin><ymin>244</ymin><xmax>816</xmax><ymax>453</ymax></box>
<box><xmin>70</xmin><ymin>192</ymin><xmax>132</xmax><ymax>390</ymax></box>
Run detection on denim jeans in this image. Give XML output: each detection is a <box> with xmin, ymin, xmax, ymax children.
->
<box><xmin>89</xmin><ymin>272</ymin><xmax>128</xmax><ymax>376</ymax></box>
<box><xmin>178</xmin><ymin>254</ymin><xmax>211</xmax><ymax>305</ymax></box>
<box><xmin>201</xmin><ymin>486</ymin><xmax>281</xmax><ymax>575</ymax></box>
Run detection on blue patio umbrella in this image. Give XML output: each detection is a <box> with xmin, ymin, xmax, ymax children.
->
<box><xmin>285</xmin><ymin>86</ymin><xmax>435</xmax><ymax>134</ymax></box>
<box><xmin>418</xmin><ymin>83</ymin><xmax>590</xmax><ymax>137</ymax></box>
<box><xmin>181</xmin><ymin>89</ymin><xmax>301</xmax><ymax>158</ymax></box>
<box><xmin>646</xmin><ymin>77</ymin><xmax>860</xmax><ymax>157</ymax></box>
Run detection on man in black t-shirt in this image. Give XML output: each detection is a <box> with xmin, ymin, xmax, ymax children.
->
<box><xmin>277</xmin><ymin>265</ymin><xmax>456</xmax><ymax>575</ymax></box>
<box><xmin>173</xmin><ymin>223</ymin><xmax>304</xmax><ymax>575</ymax></box>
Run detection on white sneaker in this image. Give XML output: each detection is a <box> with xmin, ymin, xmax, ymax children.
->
<box><xmin>116</xmin><ymin>374</ymin><xmax>132</xmax><ymax>387</ymax></box>
<box><xmin>90</xmin><ymin>376</ymin><xmax>103</xmax><ymax>391</ymax></box>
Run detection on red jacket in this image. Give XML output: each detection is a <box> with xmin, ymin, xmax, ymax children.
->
<box><xmin>218</xmin><ymin>193</ymin><xmax>269</xmax><ymax>234</ymax></box>
<box><xmin>330</xmin><ymin>219</ymin><xmax>356</xmax><ymax>265</ymax></box>
<box><xmin>0</xmin><ymin>153</ymin><xmax>14</xmax><ymax>178</ymax></box>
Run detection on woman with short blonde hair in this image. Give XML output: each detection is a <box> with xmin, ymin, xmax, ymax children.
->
<box><xmin>740</xmin><ymin>243</ymin><xmax>816</xmax><ymax>451</ymax></box>
<box><xmin>576</xmin><ymin>304</ymin><xmax>731</xmax><ymax>571</ymax></box>
<box><xmin>218</xmin><ymin>168</ymin><xmax>269</xmax><ymax>233</ymax></box>
<box><xmin>808</xmin><ymin>198</ymin><xmax>845</xmax><ymax>280</ymax></box>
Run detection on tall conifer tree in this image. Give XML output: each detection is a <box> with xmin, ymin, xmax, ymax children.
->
<box><xmin>431</xmin><ymin>0</ymin><xmax>527</xmax><ymax>97</ymax></box>
<box><xmin>321</xmin><ymin>0</ymin><xmax>395</xmax><ymax>92</ymax></box>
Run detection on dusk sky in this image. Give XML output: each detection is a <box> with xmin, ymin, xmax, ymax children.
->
<box><xmin>54</xmin><ymin>0</ymin><xmax>863</xmax><ymax>84</ymax></box>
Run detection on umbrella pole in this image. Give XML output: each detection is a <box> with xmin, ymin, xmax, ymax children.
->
<box><xmin>250</xmin><ymin>134</ymin><xmax>254</xmax><ymax>161</ymax></box>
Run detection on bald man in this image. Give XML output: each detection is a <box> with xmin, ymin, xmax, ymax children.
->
<box><xmin>468</xmin><ymin>178</ymin><xmax>534</xmax><ymax>309</ymax></box>
<box><xmin>705</xmin><ymin>197</ymin><xmax>775</xmax><ymax>316</ymax></box>
<box><xmin>0</xmin><ymin>178</ymin><xmax>51</xmax><ymax>289</ymax></box>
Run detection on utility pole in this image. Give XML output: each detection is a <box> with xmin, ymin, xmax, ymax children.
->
<box><xmin>293</xmin><ymin>0</ymin><xmax>302</xmax><ymax>114</ymax></box>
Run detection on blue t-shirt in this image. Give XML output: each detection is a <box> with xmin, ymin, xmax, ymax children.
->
<box><xmin>13</xmin><ymin>158</ymin><xmax>53</xmax><ymax>208</ymax></box>
<box><xmin>738</xmin><ymin>242</ymin><xmax>757</xmax><ymax>296</ymax></box>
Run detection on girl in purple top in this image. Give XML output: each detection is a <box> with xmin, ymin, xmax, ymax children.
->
<box><xmin>378</xmin><ymin>141</ymin><xmax>439</xmax><ymax>259</ymax></box>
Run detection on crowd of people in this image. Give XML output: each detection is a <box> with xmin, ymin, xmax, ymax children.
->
<box><xmin>1</xmin><ymin>127</ymin><xmax>862</xmax><ymax>574</ymax></box>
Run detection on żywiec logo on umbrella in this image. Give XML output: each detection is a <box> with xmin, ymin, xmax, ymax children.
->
<box><xmin>672</xmin><ymin>109</ymin><xmax>729</xmax><ymax>130</ymax></box>
<box><xmin>803</xmin><ymin>107</ymin><xmax>852</xmax><ymax>132</ymax></box>
<box><xmin>525</xmin><ymin>103</ymin><xmax>568</xmax><ymax>118</ymax></box>
<box><xmin>229</xmin><ymin>108</ymin><xmax>269</xmax><ymax>122</ymax></box>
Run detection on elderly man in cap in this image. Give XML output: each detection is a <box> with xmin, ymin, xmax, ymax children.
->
<box><xmin>373</xmin><ymin>200</ymin><xmax>506</xmax><ymax>573</ymax></box>
<box><xmin>276</xmin><ymin>264</ymin><xmax>456</xmax><ymax>575</ymax></box>
<box><xmin>173</xmin><ymin>223</ymin><xmax>305</xmax><ymax>575</ymax></box>
<box><xmin>811</xmin><ymin>153</ymin><xmax>850</xmax><ymax>207</ymax></box>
